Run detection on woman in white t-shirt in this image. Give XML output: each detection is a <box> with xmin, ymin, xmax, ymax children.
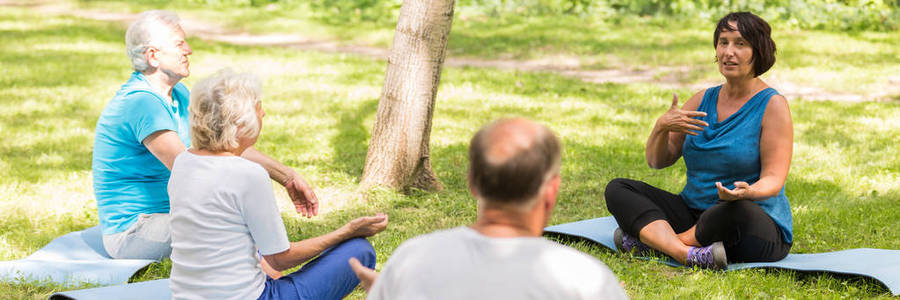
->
<box><xmin>168</xmin><ymin>69</ymin><xmax>389</xmax><ymax>300</ymax></box>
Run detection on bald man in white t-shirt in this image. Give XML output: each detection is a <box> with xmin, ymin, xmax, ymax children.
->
<box><xmin>350</xmin><ymin>118</ymin><xmax>629</xmax><ymax>300</ymax></box>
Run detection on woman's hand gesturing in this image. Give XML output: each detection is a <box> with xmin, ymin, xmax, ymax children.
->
<box><xmin>656</xmin><ymin>93</ymin><xmax>709</xmax><ymax>136</ymax></box>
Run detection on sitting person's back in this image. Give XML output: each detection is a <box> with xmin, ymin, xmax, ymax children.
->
<box><xmin>169</xmin><ymin>69</ymin><xmax>387</xmax><ymax>300</ymax></box>
<box><xmin>352</xmin><ymin>118</ymin><xmax>628</xmax><ymax>300</ymax></box>
<box><xmin>369</xmin><ymin>226</ymin><xmax>624</xmax><ymax>299</ymax></box>
<box><xmin>169</xmin><ymin>152</ymin><xmax>282</xmax><ymax>299</ymax></box>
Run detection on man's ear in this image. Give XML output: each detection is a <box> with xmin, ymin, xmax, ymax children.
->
<box><xmin>146</xmin><ymin>47</ymin><xmax>159</xmax><ymax>68</ymax></box>
<box><xmin>543</xmin><ymin>174</ymin><xmax>560</xmax><ymax>212</ymax></box>
<box><xmin>467</xmin><ymin>172</ymin><xmax>478</xmax><ymax>198</ymax></box>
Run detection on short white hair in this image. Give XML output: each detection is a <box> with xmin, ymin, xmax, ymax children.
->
<box><xmin>189</xmin><ymin>69</ymin><xmax>262</xmax><ymax>152</ymax></box>
<box><xmin>125</xmin><ymin>10</ymin><xmax>181</xmax><ymax>72</ymax></box>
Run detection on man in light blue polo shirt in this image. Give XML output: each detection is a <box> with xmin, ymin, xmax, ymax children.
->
<box><xmin>92</xmin><ymin>10</ymin><xmax>319</xmax><ymax>260</ymax></box>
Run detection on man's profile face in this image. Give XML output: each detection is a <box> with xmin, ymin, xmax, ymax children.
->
<box><xmin>151</xmin><ymin>25</ymin><xmax>192</xmax><ymax>80</ymax></box>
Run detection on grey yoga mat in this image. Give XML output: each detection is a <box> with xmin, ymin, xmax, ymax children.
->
<box><xmin>544</xmin><ymin>216</ymin><xmax>900</xmax><ymax>296</ymax></box>
<box><xmin>49</xmin><ymin>279</ymin><xmax>170</xmax><ymax>300</ymax></box>
<box><xmin>0</xmin><ymin>226</ymin><xmax>155</xmax><ymax>287</ymax></box>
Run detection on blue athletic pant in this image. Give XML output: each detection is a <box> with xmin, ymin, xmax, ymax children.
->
<box><xmin>257</xmin><ymin>238</ymin><xmax>376</xmax><ymax>300</ymax></box>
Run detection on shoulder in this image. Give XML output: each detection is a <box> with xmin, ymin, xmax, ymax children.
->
<box><xmin>762</xmin><ymin>92</ymin><xmax>791</xmax><ymax>123</ymax></box>
<box><xmin>120</xmin><ymin>90</ymin><xmax>165</xmax><ymax>111</ymax></box>
<box><xmin>234</xmin><ymin>159</ymin><xmax>274</xmax><ymax>194</ymax></box>
<box><xmin>174</xmin><ymin>82</ymin><xmax>190</xmax><ymax>95</ymax></box>
<box><xmin>538</xmin><ymin>241</ymin><xmax>612</xmax><ymax>270</ymax></box>
<box><xmin>375</xmin><ymin>227</ymin><xmax>474</xmax><ymax>295</ymax></box>
<box><xmin>532</xmin><ymin>241</ymin><xmax>628</xmax><ymax>298</ymax></box>
<box><xmin>384</xmin><ymin>227</ymin><xmax>467</xmax><ymax>264</ymax></box>
<box><xmin>681</xmin><ymin>88</ymin><xmax>710</xmax><ymax>111</ymax></box>
<box><xmin>171</xmin><ymin>150</ymin><xmax>192</xmax><ymax>168</ymax></box>
<box><xmin>231</xmin><ymin>157</ymin><xmax>269</xmax><ymax>179</ymax></box>
<box><xmin>539</xmin><ymin>241</ymin><xmax>628</xmax><ymax>299</ymax></box>
<box><xmin>397</xmin><ymin>227</ymin><xmax>464</xmax><ymax>250</ymax></box>
<box><xmin>182</xmin><ymin>155</ymin><xmax>267</xmax><ymax>179</ymax></box>
<box><xmin>173</xmin><ymin>82</ymin><xmax>190</xmax><ymax>102</ymax></box>
<box><xmin>766</xmin><ymin>92</ymin><xmax>789</xmax><ymax>111</ymax></box>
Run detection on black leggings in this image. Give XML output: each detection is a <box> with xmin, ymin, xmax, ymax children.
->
<box><xmin>604</xmin><ymin>178</ymin><xmax>791</xmax><ymax>262</ymax></box>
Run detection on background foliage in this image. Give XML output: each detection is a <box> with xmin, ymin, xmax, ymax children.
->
<box><xmin>166</xmin><ymin>0</ymin><xmax>900</xmax><ymax>30</ymax></box>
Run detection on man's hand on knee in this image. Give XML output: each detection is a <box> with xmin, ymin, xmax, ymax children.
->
<box><xmin>348</xmin><ymin>257</ymin><xmax>378</xmax><ymax>292</ymax></box>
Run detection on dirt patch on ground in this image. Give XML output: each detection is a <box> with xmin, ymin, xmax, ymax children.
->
<box><xmin>5</xmin><ymin>0</ymin><xmax>896</xmax><ymax>102</ymax></box>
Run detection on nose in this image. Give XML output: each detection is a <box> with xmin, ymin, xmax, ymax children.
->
<box><xmin>724</xmin><ymin>44</ymin><xmax>738</xmax><ymax>57</ymax></box>
<box><xmin>183</xmin><ymin>42</ymin><xmax>193</xmax><ymax>56</ymax></box>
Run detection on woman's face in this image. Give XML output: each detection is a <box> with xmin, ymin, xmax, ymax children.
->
<box><xmin>716</xmin><ymin>21</ymin><xmax>754</xmax><ymax>80</ymax></box>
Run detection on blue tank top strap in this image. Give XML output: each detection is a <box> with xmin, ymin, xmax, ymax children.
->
<box><xmin>747</xmin><ymin>87</ymin><xmax>779</xmax><ymax>112</ymax></box>
<box><xmin>698</xmin><ymin>85</ymin><xmax>722</xmax><ymax>116</ymax></box>
<box><xmin>698</xmin><ymin>86</ymin><xmax>779</xmax><ymax>128</ymax></box>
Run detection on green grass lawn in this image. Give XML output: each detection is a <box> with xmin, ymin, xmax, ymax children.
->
<box><xmin>1</xmin><ymin>4</ymin><xmax>899</xmax><ymax>299</ymax></box>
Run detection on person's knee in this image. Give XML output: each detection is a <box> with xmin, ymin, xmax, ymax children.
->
<box><xmin>720</xmin><ymin>200</ymin><xmax>761</xmax><ymax>219</ymax></box>
<box><xmin>115</xmin><ymin>238</ymin><xmax>171</xmax><ymax>260</ymax></box>
<box><xmin>341</xmin><ymin>238</ymin><xmax>376</xmax><ymax>268</ymax></box>
<box><xmin>604</xmin><ymin>178</ymin><xmax>633</xmax><ymax>211</ymax></box>
<box><xmin>605</xmin><ymin>178</ymin><xmax>631</xmax><ymax>194</ymax></box>
<box><xmin>701</xmin><ymin>200</ymin><xmax>761</xmax><ymax>234</ymax></box>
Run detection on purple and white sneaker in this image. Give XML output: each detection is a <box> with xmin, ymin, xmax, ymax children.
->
<box><xmin>686</xmin><ymin>241</ymin><xmax>728</xmax><ymax>270</ymax></box>
<box><xmin>614</xmin><ymin>227</ymin><xmax>657</xmax><ymax>255</ymax></box>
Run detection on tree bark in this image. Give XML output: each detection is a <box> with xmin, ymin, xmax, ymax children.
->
<box><xmin>359</xmin><ymin>0</ymin><xmax>456</xmax><ymax>192</ymax></box>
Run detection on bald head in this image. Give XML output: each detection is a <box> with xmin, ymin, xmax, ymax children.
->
<box><xmin>469</xmin><ymin>118</ymin><xmax>561</xmax><ymax>205</ymax></box>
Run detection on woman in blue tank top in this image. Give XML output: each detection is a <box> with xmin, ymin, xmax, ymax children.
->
<box><xmin>605</xmin><ymin>12</ymin><xmax>793</xmax><ymax>269</ymax></box>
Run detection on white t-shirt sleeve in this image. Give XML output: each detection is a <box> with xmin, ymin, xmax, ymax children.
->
<box><xmin>239</xmin><ymin>165</ymin><xmax>290</xmax><ymax>255</ymax></box>
<box><xmin>366</xmin><ymin>244</ymin><xmax>406</xmax><ymax>300</ymax></box>
<box><xmin>542</xmin><ymin>247</ymin><xmax>629</xmax><ymax>300</ymax></box>
<box><xmin>585</xmin><ymin>259</ymin><xmax>629</xmax><ymax>299</ymax></box>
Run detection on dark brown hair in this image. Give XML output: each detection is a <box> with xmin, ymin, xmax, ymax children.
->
<box><xmin>714</xmin><ymin>12</ymin><xmax>776</xmax><ymax>77</ymax></box>
<box><xmin>468</xmin><ymin>120</ymin><xmax>561</xmax><ymax>205</ymax></box>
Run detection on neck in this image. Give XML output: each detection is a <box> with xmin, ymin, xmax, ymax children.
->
<box><xmin>722</xmin><ymin>76</ymin><xmax>760</xmax><ymax>100</ymax></box>
<box><xmin>142</xmin><ymin>70</ymin><xmax>180</xmax><ymax>102</ymax></box>
<box><xmin>189</xmin><ymin>147</ymin><xmax>241</xmax><ymax>157</ymax></box>
<box><xmin>471</xmin><ymin>205</ymin><xmax>543</xmax><ymax>238</ymax></box>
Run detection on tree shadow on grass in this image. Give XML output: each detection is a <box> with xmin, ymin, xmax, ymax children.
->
<box><xmin>789</xmin><ymin>175</ymin><xmax>900</xmax><ymax>252</ymax></box>
<box><xmin>0</xmin><ymin>210</ymin><xmax>96</xmax><ymax>260</ymax></box>
<box><xmin>0</xmin><ymin>20</ymin><xmax>128</xmax><ymax>88</ymax></box>
<box><xmin>327</xmin><ymin>99</ymin><xmax>378</xmax><ymax>180</ymax></box>
<box><xmin>553</xmin><ymin>140</ymin><xmax>667</xmax><ymax>224</ymax></box>
<box><xmin>0</xmin><ymin>134</ymin><xmax>93</xmax><ymax>183</ymax></box>
<box><xmin>786</xmin><ymin>269</ymin><xmax>892</xmax><ymax>296</ymax></box>
<box><xmin>0</xmin><ymin>97</ymin><xmax>97</xmax><ymax>182</ymax></box>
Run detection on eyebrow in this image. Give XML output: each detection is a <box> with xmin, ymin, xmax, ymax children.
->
<box><xmin>718</xmin><ymin>35</ymin><xmax>746</xmax><ymax>41</ymax></box>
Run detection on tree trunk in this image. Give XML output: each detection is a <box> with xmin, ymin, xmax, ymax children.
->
<box><xmin>359</xmin><ymin>0</ymin><xmax>456</xmax><ymax>192</ymax></box>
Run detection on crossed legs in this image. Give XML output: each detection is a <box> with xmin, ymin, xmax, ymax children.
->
<box><xmin>605</xmin><ymin>178</ymin><xmax>790</xmax><ymax>264</ymax></box>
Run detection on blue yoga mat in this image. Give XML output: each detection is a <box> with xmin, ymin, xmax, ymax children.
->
<box><xmin>0</xmin><ymin>226</ymin><xmax>156</xmax><ymax>286</ymax></box>
<box><xmin>544</xmin><ymin>216</ymin><xmax>900</xmax><ymax>296</ymax></box>
<box><xmin>50</xmin><ymin>279</ymin><xmax>170</xmax><ymax>300</ymax></box>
